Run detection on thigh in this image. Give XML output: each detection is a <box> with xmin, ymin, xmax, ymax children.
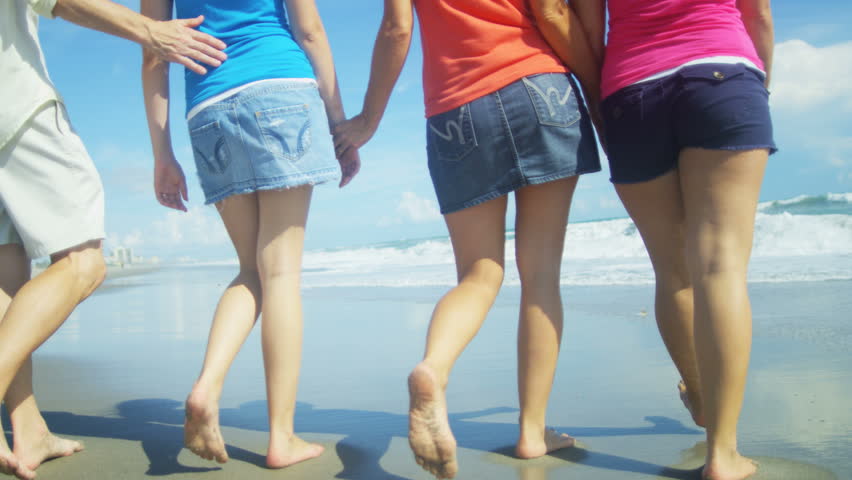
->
<box><xmin>444</xmin><ymin>196</ymin><xmax>508</xmax><ymax>282</ymax></box>
<box><xmin>215</xmin><ymin>193</ymin><xmax>260</xmax><ymax>269</ymax></box>
<box><xmin>0</xmin><ymin>101</ymin><xmax>105</xmax><ymax>259</ymax></box>
<box><xmin>614</xmin><ymin>169</ymin><xmax>689</xmax><ymax>280</ymax></box>
<box><xmin>513</xmin><ymin>177</ymin><xmax>577</xmax><ymax>281</ymax></box>
<box><xmin>256</xmin><ymin>186</ymin><xmax>313</xmax><ymax>276</ymax></box>
<box><xmin>679</xmin><ymin>148</ymin><xmax>768</xmax><ymax>273</ymax></box>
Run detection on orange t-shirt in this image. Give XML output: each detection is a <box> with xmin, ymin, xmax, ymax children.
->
<box><xmin>414</xmin><ymin>0</ymin><xmax>569</xmax><ymax>117</ymax></box>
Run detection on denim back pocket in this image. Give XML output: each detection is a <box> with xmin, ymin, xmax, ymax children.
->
<box><xmin>523</xmin><ymin>73</ymin><xmax>581</xmax><ymax>127</ymax></box>
<box><xmin>427</xmin><ymin>104</ymin><xmax>477</xmax><ymax>163</ymax></box>
<box><xmin>256</xmin><ymin>104</ymin><xmax>312</xmax><ymax>162</ymax></box>
<box><xmin>189</xmin><ymin>120</ymin><xmax>231</xmax><ymax>175</ymax></box>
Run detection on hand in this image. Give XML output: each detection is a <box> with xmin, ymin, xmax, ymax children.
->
<box><xmin>154</xmin><ymin>154</ymin><xmax>189</xmax><ymax>211</ymax></box>
<box><xmin>147</xmin><ymin>15</ymin><xmax>227</xmax><ymax>75</ymax></box>
<box><xmin>332</xmin><ymin>114</ymin><xmax>376</xmax><ymax>158</ymax></box>
<box><xmin>338</xmin><ymin>147</ymin><xmax>361</xmax><ymax>188</ymax></box>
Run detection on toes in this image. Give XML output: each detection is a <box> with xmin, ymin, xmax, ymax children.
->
<box><xmin>14</xmin><ymin>464</ymin><xmax>36</xmax><ymax>480</ymax></box>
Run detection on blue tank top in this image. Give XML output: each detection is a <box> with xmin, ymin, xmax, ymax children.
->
<box><xmin>175</xmin><ymin>0</ymin><xmax>315</xmax><ymax>112</ymax></box>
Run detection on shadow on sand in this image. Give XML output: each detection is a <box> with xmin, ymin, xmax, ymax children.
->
<box><xmin>7</xmin><ymin>399</ymin><xmax>707</xmax><ymax>479</ymax></box>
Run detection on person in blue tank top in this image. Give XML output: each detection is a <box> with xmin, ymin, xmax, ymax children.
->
<box><xmin>140</xmin><ymin>0</ymin><xmax>360</xmax><ymax>469</ymax></box>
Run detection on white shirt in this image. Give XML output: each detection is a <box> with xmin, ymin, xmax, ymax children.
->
<box><xmin>0</xmin><ymin>0</ymin><xmax>61</xmax><ymax>151</ymax></box>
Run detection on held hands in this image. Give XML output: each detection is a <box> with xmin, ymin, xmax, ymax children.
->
<box><xmin>333</xmin><ymin>114</ymin><xmax>377</xmax><ymax>188</ymax></box>
<box><xmin>332</xmin><ymin>113</ymin><xmax>376</xmax><ymax>161</ymax></box>
<box><xmin>147</xmin><ymin>15</ymin><xmax>227</xmax><ymax>75</ymax></box>
<box><xmin>338</xmin><ymin>147</ymin><xmax>361</xmax><ymax>188</ymax></box>
<box><xmin>154</xmin><ymin>154</ymin><xmax>189</xmax><ymax>211</ymax></box>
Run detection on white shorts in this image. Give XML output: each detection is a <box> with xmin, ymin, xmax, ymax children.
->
<box><xmin>0</xmin><ymin>101</ymin><xmax>105</xmax><ymax>258</ymax></box>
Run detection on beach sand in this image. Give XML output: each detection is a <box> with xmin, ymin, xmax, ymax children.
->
<box><xmin>4</xmin><ymin>266</ymin><xmax>849</xmax><ymax>479</ymax></box>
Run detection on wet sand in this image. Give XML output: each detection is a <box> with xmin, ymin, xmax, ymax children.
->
<box><xmin>4</xmin><ymin>266</ymin><xmax>848</xmax><ymax>479</ymax></box>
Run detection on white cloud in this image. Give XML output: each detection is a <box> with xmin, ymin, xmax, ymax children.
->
<box><xmin>378</xmin><ymin>191</ymin><xmax>442</xmax><ymax>226</ymax></box>
<box><xmin>150</xmin><ymin>206</ymin><xmax>229</xmax><ymax>246</ymax></box>
<box><xmin>771</xmin><ymin>40</ymin><xmax>852</xmax><ymax>111</ymax></box>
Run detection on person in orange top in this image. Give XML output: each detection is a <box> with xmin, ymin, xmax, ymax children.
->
<box><xmin>334</xmin><ymin>1</ymin><xmax>601</xmax><ymax>478</ymax></box>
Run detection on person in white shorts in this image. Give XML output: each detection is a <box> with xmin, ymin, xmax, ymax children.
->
<box><xmin>0</xmin><ymin>1</ymin><xmax>227</xmax><ymax>478</ymax></box>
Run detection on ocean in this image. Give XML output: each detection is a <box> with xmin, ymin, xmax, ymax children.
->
<box><xmin>283</xmin><ymin>192</ymin><xmax>852</xmax><ymax>288</ymax></box>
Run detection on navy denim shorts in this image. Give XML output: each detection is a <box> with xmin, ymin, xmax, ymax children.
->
<box><xmin>187</xmin><ymin>80</ymin><xmax>341</xmax><ymax>204</ymax></box>
<box><xmin>602</xmin><ymin>63</ymin><xmax>776</xmax><ymax>184</ymax></box>
<box><xmin>426</xmin><ymin>73</ymin><xmax>601</xmax><ymax>214</ymax></box>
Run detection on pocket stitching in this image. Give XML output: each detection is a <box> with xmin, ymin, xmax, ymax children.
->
<box><xmin>189</xmin><ymin>120</ymin><xmax>231</xmax><ymax>175</ymax></box>
<box><xmin>523</xmin><ymin>76</ymin><xmax>581</xmax><ymax>127</ymax></box>
<box><xmin>256</xmin><ymin>104</ymin><xmax>312</xmax><ymax>162</ymax></box>
<box><xmin>427</xmin><ymin>104</ymin><xmax>478</xmax><ymax>163</ymax></box>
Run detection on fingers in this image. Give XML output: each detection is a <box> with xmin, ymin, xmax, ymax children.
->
<box><xmin>177</xmin><ymin>57</ymin><xmax>208</xmax><ymax>76</ymax></box>
<box><xmin>157</xmin><ymin>191</ymin><xmax>187</xmax><ymax>212</ymax></box>
<box><xmin>181</xmin><ymin>15</ymin><xmax>204</xmax><ymax>28</ymax></box>
<box><xmin>181</xmin><ymin>178</ymin><xmax>189</xmax><ymax>202</ymax></box>
<box><xmin>189</xmin><ymin>29</ymin><xmax>228</xmax><ymax>55</ymax></box>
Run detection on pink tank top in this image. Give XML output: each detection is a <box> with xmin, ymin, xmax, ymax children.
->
<box><xmin>602</xmin><ymin>0</ymin><xmax>763</xmax><ymax>99</ymax></box>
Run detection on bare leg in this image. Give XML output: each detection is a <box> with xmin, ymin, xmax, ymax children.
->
<box><xmin>7</xmin><ymin>359</ymin><xmax>83</xmax><ymax>472</ymax></box>
<box><xmin>513</xmin><ymin>178</ymin><xmax>578</xmax><ymax>458</ymax></box>
<box><xmin>0</xmin><ymin>241</ymin><xmax>104</xmax><ymax>479</ymax></box>
<box><xmin>185</xmin><ymin>194</ymin><xmax>262</xmax><ymax>464</ymax></box>
<box><xmin>255</xmin><ymin>186</ymin><xmax>323</xmax><ymax>469</ymax></box>
<box><xmin>680</xmin><ymin>148</ymin><xmax>767</xmax><ymax>480</ymax></box>
<box><xmin>409</xmin><ymin>196</ymin><xmax>508</xmax><ymax>479</ymax></box>
<box><xmin>615</xmin><ymin>172</ymin><xmax>703</xmax><ymax>426</ymax></box>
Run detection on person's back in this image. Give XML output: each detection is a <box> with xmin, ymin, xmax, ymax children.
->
<box><xmin>413</xmin><ymin>0</ymin><xmax>568</xmax><ymax>116</ymax></box>
<box><xmin>175</xmin><ymin>0</ymin><xmax>315</xmax><ymax>112</ymax></box>
<box><xmin>603</xmin><ymin>0</ymin><xmax>763</xmax><ymax>98</ymax></box>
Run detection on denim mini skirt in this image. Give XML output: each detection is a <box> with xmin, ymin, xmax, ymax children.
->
<box><xmin>187</xmin><ymin>80</ymin><xmax>341</xmax><ymax>204</ymax></box>
<box><xmin>426</xmin><ymin>72</ymin><xmax>600</xmax><ymax>214</ymax></box>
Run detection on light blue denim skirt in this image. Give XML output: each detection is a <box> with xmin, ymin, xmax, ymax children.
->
<box><xmin>187</xmin><ymin>80</ymin><xmax>341</xmax><ymax>204</ymax></box>
<box><xmin>426</xmin><ymin>73</ymin><xmax>600</xmax><ymax>214</ymax></box>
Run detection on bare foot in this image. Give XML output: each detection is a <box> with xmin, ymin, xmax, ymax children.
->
<box><xmin>679</xmin><ymin>380</ymin><xmax>705</xmax><ymax>427</ymax></box>
<box><xmin>408</xmin><ymin>362</ymin><xmax>458</xmax><ymax>479</ymax></box>
<box><xmin>703</xmin><ymin>451</ymin><xmax>757</xmax><ymax>480</ymax></box>
<box><xmin>14</xmin><ymin>430</ymin><xmax>83</xmax><ymax>472</ymax></box>
<box><xmin>3</xmin><ymin>432</ymin><xmax>36</xmax><ymax>480</ymax></box>
<box><xmin>515</xmin><ymin>428</ymin><xmax>575</xmax><ymax>459</ymax></box>
<box><xmin>266</xmin><ymin>434</ymin><xmax>324</xmax><ymax>468</ymax></box>
<box><xmin>184</xmin><ymin>389</ymin><xmax>228</xmax><ymax>463</ymax></box>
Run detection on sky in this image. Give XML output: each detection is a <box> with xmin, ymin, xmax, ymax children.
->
<box><xmin>35</xmin><ymin>0</ymin><xmax>852</xmax><ymax>261</ymax></box>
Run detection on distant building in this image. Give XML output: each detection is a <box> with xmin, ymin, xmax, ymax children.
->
<box><xmin>110</xmin><ymin>246</ymin><xmax>133</xmax><ymax>265</ymax></box>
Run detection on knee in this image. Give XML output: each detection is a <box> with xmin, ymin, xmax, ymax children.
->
<box><xmin>256</xmin><ymin>257</ymin><xmax>300</xmax><ymax>288</ymax></box>
<box><xmin>459</xmin><ymin>259</ymin><xmax>504</xmax><ymax>294</ymax></box>
<box><xmin>66</xmin><ymin>248</ymin><xmax>106</xmax><ymax>294</ymax></box>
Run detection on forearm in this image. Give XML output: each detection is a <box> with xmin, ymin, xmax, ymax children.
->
<box><xmin>141</xmin><ymin>58</ymin><xmax>175</xmax><ymax>162</ymax></box>
<box><xmin>571</xmin><ymin>0</ymin><xmax>606</xmax><ymax>65</ymax></box>
<box><xmin>533</xmin><ymin>1</ymin><xmax>601</xmax><ymax>101</ymax></box>
<box><xmin>360</xmin><ymin>7</ymin><xmax>412</xmax><ymax>129</ymax></box>
<box><xmin>296</xmin><ymin>26</ymin><xmax>346</xmax><ymax>127</ymax></box>
<box><xmin>740</xmin><ymin>3</ymin><xmax>774</xmax><ymax>85</ymax></box>
<box><xmin>53</xmin><ymin>0</ymin><xmax>156</xmax><ymax>47</ymax></box>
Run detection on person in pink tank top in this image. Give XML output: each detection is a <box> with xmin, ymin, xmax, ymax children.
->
<box><xmin>333</xmin><ymin>1</ymin><xmax>602</xmax><ymax>478</ymax></box>
<box><xmin>576</xmin><ymin>1</ymin><xmax>775</xmax><ymax>479</ymax></box>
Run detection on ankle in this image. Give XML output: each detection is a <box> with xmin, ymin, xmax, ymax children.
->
<box><xmin>416</xmin><ymin>360</ymin><xmax>450</xmax><ymax>390</ymax></box>
<box><xmin>518</xmin><ymin>420</ymin><xmax>546</xmax><ymax>441</ymax></box>
<box><xmin>9</xmin><ymin>414</ymin><xmax>48</xmax><ymax>441</ymax></box>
